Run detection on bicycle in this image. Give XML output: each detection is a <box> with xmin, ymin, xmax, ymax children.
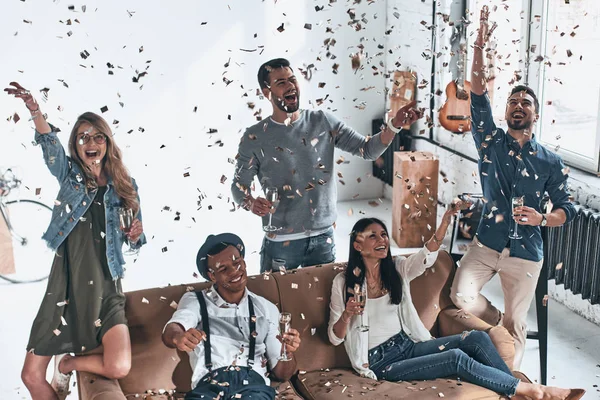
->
<box><xmin>0</xmin><ymin>168</ymin><xmax>53</xmax><ymax>284</ymax></box>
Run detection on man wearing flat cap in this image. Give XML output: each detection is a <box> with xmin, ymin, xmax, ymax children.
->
<box><xmin>162</xmin><ymin>233</ymin><xmax>301</xmax><ymax>399</ymax></box>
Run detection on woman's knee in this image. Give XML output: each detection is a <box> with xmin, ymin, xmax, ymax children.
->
<box><xmin>462</xmin><ymin>329</ymin><xmax>490</xmax><ymax>345</ymax></box>
<box><xmin>103</xmin><ymin>358</ymin><xmax>131</xmax><ymax>380</ymax></box>
<box><xmin>21</xmin><ymin>365</ymin><xmax>46</xmax><ymax>388</ymax></box>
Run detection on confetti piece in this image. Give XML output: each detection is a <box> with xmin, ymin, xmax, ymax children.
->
<box><xmin>53</xmin><ymin>329</ymin><xmax>61</xmax><ymax>336</ymax></box>
<box><xmin>142</xmin><ymin>297</ymin><xmax>149</xmax><ymax>304</ymax></box>
<box><xmin>556</xmin><ymin>262</ymin><xmax>563</xmax><ymax>270</ymax></box>
<box><xmin>170</xmin><ymin>301</ymin><xmax>178</xmax><ymax>309</ymax></box>
<box><xmin>94</xmin><ymin>319</ymin><xmax>102</xmax><ymax>327</ymax></box>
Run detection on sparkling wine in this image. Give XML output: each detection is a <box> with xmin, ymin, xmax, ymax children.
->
<box><xmin>279</xmin><ymin>321</ymin><xmax>290</xmax><ymax>334</ymax></box>
<box><xmin>355</xmin><ymin>292</ymin><xmax>365</xmax><ymax>305</ymax></box>
<box><xmin>119</xmin><ymin>212</ymin><xmax>133</xmax><ymax>233</ymax></box>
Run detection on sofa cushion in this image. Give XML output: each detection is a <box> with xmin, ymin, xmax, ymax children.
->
<box><xmin>272</xmin><ymin>263</ymin><xmax>353</xmax><ymax>372</ymax></box>
<box><xmin>272</xmin><ymin>251</ymin><xmax>457</xmax><ymax>374</ymax></box>
<box><xmin>409</xmin><ymin>250</ymin><xmax>456</xmax><ymax>336</ymax></box>
<box><xmin>292</xmin><ymin>368</ymin><xmax>514</xmax><ymax>400</ymax></box>
<box><xmin>118</xmin><ymin>274</ymin><xmax>281</xmax><ymax>396</ymax></box>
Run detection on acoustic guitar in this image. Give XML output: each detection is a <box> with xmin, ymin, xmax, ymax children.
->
<box><xmin>439</xmin><ymin>40</ymin><xmax>472</xmax><ymax>134</ymax></box>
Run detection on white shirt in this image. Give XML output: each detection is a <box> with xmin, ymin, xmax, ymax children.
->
<box><xmin>165</xmin><ymin>287</ymin><xmax>281</xmax><ymax>389</ymax></box>
<box><xmin>367</xmin><ymin>294</ymin><xmax>403</xmax><ymax>350</ymax></box>
<box><xmin>327</xmin><ymin>246</ymin><xmax>438</xmax><ymax>379</ymax></box>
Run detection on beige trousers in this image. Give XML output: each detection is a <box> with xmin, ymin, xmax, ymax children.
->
<box><xmin>450</xmin><ymin>237</ymin><xmax>543</xmax><ymax>370</ymax></box>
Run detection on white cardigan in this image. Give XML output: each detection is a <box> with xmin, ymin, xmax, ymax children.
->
<box><xmin>327</xmin><ymin>247</ymin><xmax>439</xmax><ymax>379</ymax></box>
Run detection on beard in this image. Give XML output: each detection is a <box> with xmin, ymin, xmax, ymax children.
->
<box><xmin>274</xmin><ymin>94</ymin><xmax>300</xmax><ymax>113</ymax></box>
<box><xmin>507</xmin><ymin>118</ymin><xmax>533</xmax><ymax>131</ymax></box>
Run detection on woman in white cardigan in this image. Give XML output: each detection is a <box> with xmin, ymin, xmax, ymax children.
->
<box><xmin>327</xmin><ymin>205</ymin><xmax>583</xmax><ymax>400</ymax></box>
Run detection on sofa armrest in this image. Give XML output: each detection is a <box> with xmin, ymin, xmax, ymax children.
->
<box><xmin>77</xmin><ymin>372</ymin><xmax>126</xmax><ymax>400</ymax></box>
<box><xmin>438</xmin><ymin>307</ymin><xmax>515</xmax><ymax>369</ymax></box>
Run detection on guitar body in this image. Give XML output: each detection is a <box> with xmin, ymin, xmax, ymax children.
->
<box><xmin>439</xmin><ymin>80</ymin><xmax>472</xmax><ymax>134</ymax></box>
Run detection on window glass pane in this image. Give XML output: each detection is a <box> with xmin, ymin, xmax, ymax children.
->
<box><xmin>538</xmin><ymin>0</ymin><xmax>600</xmax><ymax>162</ymax></box>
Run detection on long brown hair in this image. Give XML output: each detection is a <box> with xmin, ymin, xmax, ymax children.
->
<box><xmin>68</xmin><ymin>112</ymin><xmax>139</xmax><ymax>215</ymax></box>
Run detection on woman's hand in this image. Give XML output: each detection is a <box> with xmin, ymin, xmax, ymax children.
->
<box><xmin>442</xmin><ymin>198</ymin><xmax>472</xmax><ymax>224</ymax></box>
<box><xmin>128</xmin><ymin>219</ymin><xmax>143</xmax><ymax>243</ymax></box>
<box><xmin>4</xmin><ymin>82</ymin><xmax>39</xmax><ymax>112</ymax></box>
<box><xmin>343</xmin><ymin>296</ymin><xmax>363</xmax><ymax>320</ymax></box>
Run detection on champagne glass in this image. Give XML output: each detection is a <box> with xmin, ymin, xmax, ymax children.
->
<box><xmin>117</xmin><ymin>207</ymin><xmax>138</xmax><ymax>255</ymax></box>
<box><xmin>509</xmin><ymin>196</ymin><xmax>524</xmax><ymax>240</ymax></box>
<box><xmin>278</xmin><ymin>312</ymin><xmax>293</xmax><ymax>361</ymax></box>
<box><xmin>263</xmin><ymin>187</ymin><xmax>279</xmax><ymax>232</ymax></box>
<box><xmin>354</xmin><ymin>284</ymin><xmax>369</xmax><ymax>332</ymax></box>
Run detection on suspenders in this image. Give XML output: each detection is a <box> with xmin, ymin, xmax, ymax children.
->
<box><xmin>195</xmin><ymin>290</ymin><xmax>257</xmax><ymax>371</ymax></box>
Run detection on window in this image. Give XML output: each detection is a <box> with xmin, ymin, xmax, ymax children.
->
<box><xmin>529</xmin><ymin>0</ymin><xmax>600</xmax><ymax>173</ymax></box>
<box><xmin>467</xmin><ymin>0</ymin><xmax>600</xmax><ymax>173</ymax></box>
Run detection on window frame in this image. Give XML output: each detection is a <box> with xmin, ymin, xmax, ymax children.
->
<box><xmin>466</xmin><ymin>0</ymin><xmax>600</xmax><ymax>174</ymax></box>
<box><xmin>526</xmin><ymin>0</ymin><xmax>600</xmax><ymax>173</ymax></box>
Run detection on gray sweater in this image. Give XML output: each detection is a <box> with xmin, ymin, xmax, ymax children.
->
<box><xmin>231</xmin><ymin>110</ymin><xmax>390</xmax><ymax>235</ymax></box>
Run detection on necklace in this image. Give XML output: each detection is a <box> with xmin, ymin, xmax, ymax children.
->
<box><xmin>366</xmin><ymin>278</ymin><xmax>388</xmax><ymax>297</ymax></box>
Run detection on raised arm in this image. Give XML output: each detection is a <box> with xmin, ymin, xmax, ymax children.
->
<box><xmin>327</xmin><ymin>103</ymin><xmax>422</xmax><ymax>161</ymax></box>
<box><xmin>471</xmin><ymin>7</ymin><xmax>494</xmax><ymax>95</ymax></box>
<box><xmin>4</xmin><ymin>82</ymin><xmax>51</xmax><ymax>134</ymax></box>
<box><xmin>400</xmin><ymin>199</ymin><xmax>469</xmax><ymax>282</ymax></box>
<box><xmin>5</xmin><ymin>82</ymin><xmax>71</xmax><ymax>181</ymax></box>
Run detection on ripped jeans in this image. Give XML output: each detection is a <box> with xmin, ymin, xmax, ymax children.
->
<box><xmin>368</xmin><ymin>330</ymin><xmax>520</xmax><ymax>396</ymax></box>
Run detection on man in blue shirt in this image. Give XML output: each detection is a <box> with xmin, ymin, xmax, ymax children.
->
<box><xmin>450</xmin><ymin>6</ymin><xmax>576</xmax><ymax>369</ymax></box>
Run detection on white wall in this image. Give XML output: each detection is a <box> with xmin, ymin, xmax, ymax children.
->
<box><xmin>0</xmin><ymin>0</ymin><xmax>388</xmax><ymax>287</ymax></box>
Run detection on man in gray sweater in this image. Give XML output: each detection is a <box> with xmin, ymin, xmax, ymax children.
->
<box><xmin>231</xmin><ymin>58</ymin><xmax>422</xmax><ymax>272</ymax></box>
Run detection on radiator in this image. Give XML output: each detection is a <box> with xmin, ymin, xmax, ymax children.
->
<box><xmin>545</xmin><ymin>204</ymin><xmax>600</xmax><ymax>305</ymax></box>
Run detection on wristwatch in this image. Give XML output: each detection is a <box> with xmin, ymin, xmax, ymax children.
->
<box><xmin>540</xmin><ymin>214</ymin><xmax>547</xmax><ymax>227</ymax></box>
<box><xmin>387</xmin><ymin>118</ymin><xmax>402</xmax><ymax>134</ymax></box>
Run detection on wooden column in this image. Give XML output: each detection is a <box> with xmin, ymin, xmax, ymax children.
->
<box><xmin>392</xmin><ymin>151</ymin><xmax>439</xmax><ymax>248</ymax></box>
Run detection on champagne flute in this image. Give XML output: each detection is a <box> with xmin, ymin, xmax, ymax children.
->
<box><xmin>509</xmin><ymin>196</ymin><xmax>524</xmax><ymax>240</ymax></box>
<box><xmin>117</xmin><ymin>207</ymin><xmax>138</xmax><ymax>255</ymax></box>
<box><xmin>263</xmin><ymin>187</ymin><xmax>279</xmax><ymax>232</ymax></box>
<box><xmin>354</xmin><ymin>284</ymin><xmax>369</xmax><ymax>332</ymax></box>
<box><xmin>278</xmin><ymin>312</ymin><xmax>293</xmax><ymax>361</ymax></box>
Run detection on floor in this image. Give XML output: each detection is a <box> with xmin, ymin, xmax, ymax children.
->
<box><xmin>1</xmin><ymin>199</ymin><xmax>599</xmax><ymax>399</ymax></box>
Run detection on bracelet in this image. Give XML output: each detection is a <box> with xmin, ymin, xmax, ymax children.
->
<box><xmin>27</xmin><ymin>105</ymin><xmax>40</xmax><ymax>113</ymax></box>
<box><xmin>341</xmin><ymin>312</ymin><xmax>351</xmax><ymax>324</ymax></box>
<box><xmin>430</xmin><ymin>234</ymin><xmax>442</xmax><ymax>244</ymax></box>
<box><xmin>386</xmin><ymin>118</ymin><xmax>402</xmax><ymax>134</ymax></box>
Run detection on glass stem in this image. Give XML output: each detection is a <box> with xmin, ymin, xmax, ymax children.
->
<box><xmin>268</xmin><ymin>212</ymin><xmax>273</xmax><ymax>228</ymax></box>
<box><xmin>514</xmin><ymin>221</ymin><xmax>519</xmax><ymax>237</ymax></box>
<box><xmin>282</xmin><ymin>336</ymin><xmax>288</xmax><ymax>359</ymax></box>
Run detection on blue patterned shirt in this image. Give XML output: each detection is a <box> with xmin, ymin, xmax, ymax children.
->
<box><xmin>470</xmin><ymin>92</ymin><xmax>576</xmax><ymax>262</ymax></box>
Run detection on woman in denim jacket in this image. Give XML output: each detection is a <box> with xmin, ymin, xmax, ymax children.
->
<box><xmin>6</xmin><ymin>82</ymin><xmax>147</xmax><ymax>399</ymax></box>
<box><xmin>328</xmin><ymin>208</ymin><xmax>583</xmax><ymax>400</ymax></box>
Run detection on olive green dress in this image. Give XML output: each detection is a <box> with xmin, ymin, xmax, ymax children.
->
<box><xmin>27</xmin><ymin>186</ymin><xmax>127</xmax><ymax>355</ymax></box>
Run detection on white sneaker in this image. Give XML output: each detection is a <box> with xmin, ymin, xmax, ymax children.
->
<box><xmin>50</xmin><ymin>354</ymin><xmax>72</xmax><ymax>398</ymax></box>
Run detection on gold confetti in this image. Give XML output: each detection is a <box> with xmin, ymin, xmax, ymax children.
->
<box><xmin>555</xmin><ymin>262</ymin><xmax>563</xmax><ymax>270</ymax></box>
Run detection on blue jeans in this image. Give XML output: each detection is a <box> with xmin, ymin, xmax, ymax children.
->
<box><xmin>186</xmin><ymin>367</ymin><xmax>276</xmax><ymax>400</ymax></box>
<box><xmin>368</xmin><ymin>330</ymin><xmax>519</xmax><ymax>396</ymax></box>
<box><xmin>259</xmin><ymin>228</ymin><xmax>336</xmax><ymax>273</ymax></box>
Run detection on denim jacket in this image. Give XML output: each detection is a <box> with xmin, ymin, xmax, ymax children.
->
<box><xmin>35</xmin><ymin>128</ymin><xmax>147</xmax><ymax>280</ymax></box>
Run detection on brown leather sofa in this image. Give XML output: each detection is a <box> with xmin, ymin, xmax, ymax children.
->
<box><xmin>77</xmin><ymin>251</ymin><xmax>529</xmax><ymax>399</ymax></box>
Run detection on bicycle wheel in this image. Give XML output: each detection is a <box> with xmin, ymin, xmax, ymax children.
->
<box><xmin>0</xmin><ymin>199</ymin><xmax>53</xmax><ymax>284</ymax></box>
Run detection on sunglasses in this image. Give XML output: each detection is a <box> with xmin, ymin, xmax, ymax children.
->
<box><xmin>77</xmin><ymin>133</ymin><xmax>107</xmax><ymax>145</ymax></box>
